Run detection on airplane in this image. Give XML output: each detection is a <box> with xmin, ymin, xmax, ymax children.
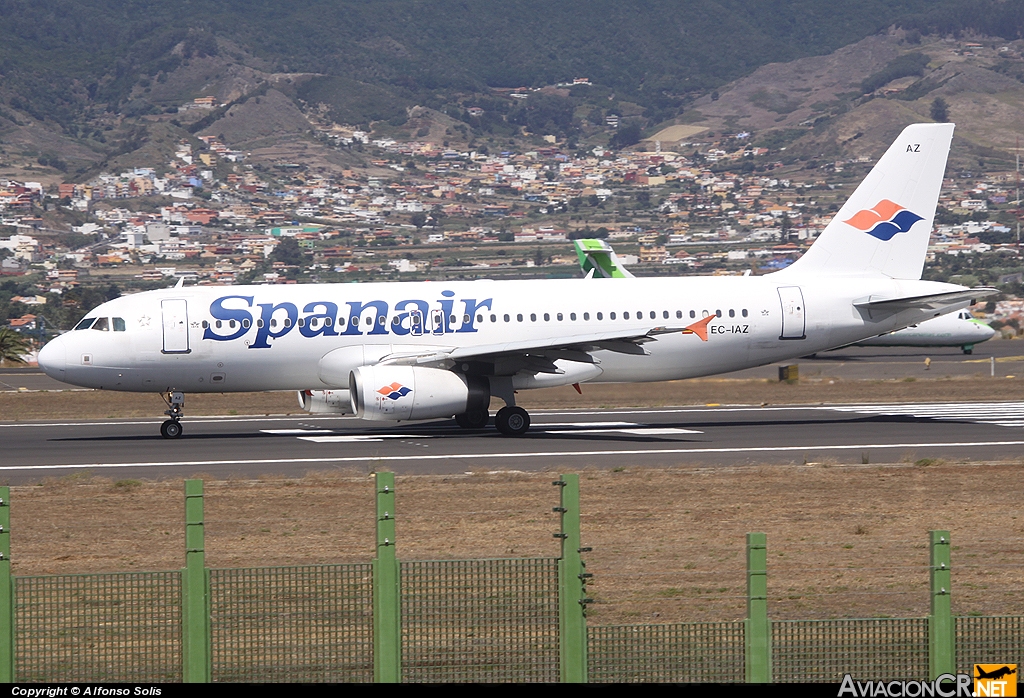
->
<box><xmin>573</xmin><ymin>239</ymin><xmax>996</xmax><ymax>354</ymax></box>
<box><xmin>853</xmin><ymin>309</ymin><xmax>995</xmax><ymax>353</ymax></box>
<box><xmin>37</xmin><ymin>123</ymin><xmax>995</xmax><ymax>438</ymax></box>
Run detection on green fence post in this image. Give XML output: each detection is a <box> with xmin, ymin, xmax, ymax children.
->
<box><xmin>555</xmin><ymin>474</ymin><xmax>589</xmax><ymax>683</ymax></box>
<box><xmin>182</xmin><ymin>479</ymin><xmax>210</xmax><ymax>683</ymax></box>
<box><xmin>745</xmin><ymin>532</ymin><xmax>771</xmax><ymax>683</ymax></box>
<box><xmin>0</xmin><ymin>487</ymin><xmax>13</xmax><ymax>682</ymax></box>
<box><xmin>373</xmin><ymin>472</ymin><xmax>400</xmax><ymax>683</ymax></box>
<box><xmin>929</xmin><ymin>530</ymin><xmax>954</xmax><ymax>679</ymax></box>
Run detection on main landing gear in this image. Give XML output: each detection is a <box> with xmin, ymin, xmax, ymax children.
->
<box><xmin>453</xmin><ymin>405</ymin><xmax>532</xmax><ymax>436</ymax></box>
<box><xmin>161</xmin><ymin>391</ymin><xmax>185</xmax><ymax>439</ymax></box>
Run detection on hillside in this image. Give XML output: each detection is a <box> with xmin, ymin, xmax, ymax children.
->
<box><xmin>4</xmin><ymin>1</ymin><xmax>1024</xmax><ymax>181</ymax></box>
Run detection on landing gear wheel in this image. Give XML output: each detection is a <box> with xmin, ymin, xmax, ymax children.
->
<box><xmin>495</xmin><ymin>406</ymin><xmax>530</xmax><ymax>436</ymax></box>
<box><xmin>455</xmin><ymin>409</ymin><xmax>490</xmax><ymax>429</ymax></box>
<box><xmin>160</xmin><ymin>419</ymin><xmax>183</xmax><ymax>439</ymax></box>
<box><xmin>962</xmin><ymin>347</ymin><xmax>973</xmax><ymax>355</ymax></box>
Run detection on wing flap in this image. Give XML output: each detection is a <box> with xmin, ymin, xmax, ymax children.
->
<box><xmin>854</xmin><ymin>287</ymin><xmax>996</xmax><ymax>312</ymax></box>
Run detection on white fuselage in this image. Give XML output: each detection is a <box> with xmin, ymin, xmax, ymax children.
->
<box><xmin>38</xmin><ymin>274</ymin><xmax>967</xmax><ymax>393</ymax></box>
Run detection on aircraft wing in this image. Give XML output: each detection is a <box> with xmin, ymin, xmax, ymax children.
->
<box><xmin>854</xmin><ymin>287</ymin><xmax>997</xmax><ymax>312</ymax></box>
<box><xmin>376</xmin><ymin>325</ymin><xmax>692</xmax><ymax>371</ymax></box>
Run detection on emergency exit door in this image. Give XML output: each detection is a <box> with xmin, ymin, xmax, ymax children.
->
<box><xmin>778</xmin><ymin>286</ymin><xmax>806</xmax><ymax>340</ymax></box>
<box><xmin>161</xmin><ymin>299</ymin><xmax>191</xmax><ymax>354</ymax></box>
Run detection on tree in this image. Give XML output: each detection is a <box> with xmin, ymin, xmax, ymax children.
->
<box><xmin>410</xmin><ymin>212</ymin><xmax>428</xmax><ymax>229</ymax></box>
<box><xmin>0</xmin><ymin>328</ymin><xmax>31</xmax><ymax>365</ymax></box>
<box><xmin>270</xmin><ymin>237</ymin><xmax>305</xmax><ymax>266</ymax></box>
<box><xmin>930</xmin><ymin>97</ymin><xmax>949</xmax><ymax>122</ymax></box>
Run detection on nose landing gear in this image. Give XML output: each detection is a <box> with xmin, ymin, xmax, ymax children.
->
<box><xmin>161</xmin><ymin>391</ymin><xmax>185</xmax><ymax>439</ymax></box>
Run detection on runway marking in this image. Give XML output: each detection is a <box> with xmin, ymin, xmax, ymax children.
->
<box><xmin>2</xmin><ymin>440</ymin><xmax>1023</xmax><ymax>471</ymax></box>
<box><xmin>832</xmin><ymin>402</ymin><xmax>1024</xmax><ymax>428</ymax></box>
<box><xmin>260</xmin><ymin>429</ymin><xmax>336</xmax><ymax>435</ymax></box>
<box><xmin>300</xmin><ymin>434</ymin><xmax>437</xmax><ymax>443</ymax></box>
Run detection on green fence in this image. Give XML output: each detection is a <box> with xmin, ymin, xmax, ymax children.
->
<box><xmin>0</xmin><ymin>481</ymin><xmax>1020</xmax><ymax>683</ymax></box>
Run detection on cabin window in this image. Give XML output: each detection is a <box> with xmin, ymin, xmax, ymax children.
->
<box><xmin>92</xmin><ymin>317</ymin><xmax>109</xmax><ymax>331</ymax></box>
<box><xmin>242</xmin><ymin>319</ymin><xmax>251</xmax><ymax>328</ymax></box>
<box><xmin>517</xmin><ymin>314</ymin><xmax>523</xmax><ymax>322</ymax></box>
<box><xmin>624</xmin><ymin>312</ymin><xmax>630</xmax><ymax>320</ymax></box>
<box><xmin>650</xmin><ymin>311</ymin><xmax>656</xmax><ymax>320</ymax></box>
<box><xmin>543</xmin><ymin>313</ymin><xmax>550</xmax><ymax>321</ymax></box>
<box><xmin>229</xmin><ymin>320</ymin><xmax>236</xmax><ymax>329</ymax></box>
<box><xmin>557</xmin><ymin>313</ymin><xmax>563</xmax><ymax>321</ymax></box>
<box><xmin>596</xmin><ymin>312</ymin><xmax>603</xmax><ymax>320</ymax></box>
<box><xmin>583</xmin><ymin>312</ymin><xmax>590</xmax><ymax>320</ymax></box>
<box><xmin>610</xmin><ymin>312</ymin><xmax>616</xmax><ymax>320</ymax></box>
<box><xmin>378</xmin><ymin>315</ymin><xmax>386</xmax><ymax>326</ymax></box>
<box><xmin>676</xmin><ymin>310</ymin><xmax>683</xmax><ymax>319</ymax></box>
<box><xmin>464</xmin><ymin>314</ymin><xmax>471</xmax><ymax>324</ymax></box>
<box><xmin>530</xmin><ymin>313</ymin><xmax>537</xmax><ymax>322</ymax></box>
<box><xmin>391</xmin><ymin>316</ymin><xmax>400</xmax><ymax>326</ymax></box>
<box><xmin>325</xmin><ymin>317</ymin><xmax>333</xmax><ymax>326</ymax></box>
<box><xmin>284</xmin><ymin>318</ymin><xmax>292</xmax><ymax>328</ymax></box>
<box><xmin>490</xmin><ymin>314</ymin><xmax>496</xmax><ymax>323</ymax></box>
<box><xmin>201</xmin><ymin>320</ymin><xmax>209</xmax><ymax>329</ymax></box>
<box><xmin>113</xmin><ymin>317</ymin><xmax>126</xmax><ymax>332</ymax></box>
<box><xmin>257</xmin><ymin>319</ymin><xmax>264</xmax><ymax>328</ymax></box>
<box><xmin>690</xmin><ymin>310</ymin><xmax>696</xmax><ymax>319</ymax></box>
<box><xmin>505</xmin><ymin>314</ymin><xmax>511</xmax><ymax>322</ymax></box>
<box><xmin>570</xmin><ymin>313</ymin><xmax>576</xmax><ymax>321</ymax></box>
<box><xmin>75</xmin><ymin>318</ymin><xmax>96</xmax><ymax>330</ymax></box>
<box><xmin>742</xmin><ymin>309</ymin><xmax>748</xmax><ymax>318</ymax></box>
<box><xmin>270</xmin><ymin>319</ymin><xmax>277</xmax><ymax>328</ymax></box>
<box><xmin>298</xmin><ymin>318</ymin><xmax>306</xmax><ymax>328</ymax></box>
<box><xmin>716</xmin><ymin>310</ymin><xmax>722</xmax><ymax>318</ymax></box>
<box><xmin>479</xmin><ymin>314</ymin><xmax>485</xmax><ymax>323</ymax></box>
<box><xmin>663</xmin><ymin>311</ymin><xmax>669</xmax><ymax>319</ymax></box>
<box><xmin>215</xmin><ymin>320</ymin><xmax>222</xmax><ymax>329</ymax></box>
<box><xmin>729</xmin><ymin>309</ymin><xmax>735</xmax><ymax>318</ymax></box>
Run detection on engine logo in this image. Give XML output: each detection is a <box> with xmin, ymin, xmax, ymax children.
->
<box><xmin>376</xmin><ymin>382</ymin><xmax>412</xmax><ymax>400</ymax></box>
<box><xmin>843</xmin><ymin>199</ymin><xmax>923</xmax><ymax>241</ymax></box>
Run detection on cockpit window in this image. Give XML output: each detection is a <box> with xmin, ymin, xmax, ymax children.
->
<box><xmin>74</xmin><ymin>318</ymin><xmax>96</xmax><ymax>330</ymax></box>
<box><xmin>113</xmin><ymin>317</ymin><xmax>126</xmax><ymax>332</ymax></box>
<box><xmin>92</xmin><ymin>317</ymin><xmax>109</xmax><ymax>331</ymax></box>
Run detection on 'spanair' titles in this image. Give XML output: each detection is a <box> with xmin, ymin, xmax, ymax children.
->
<box><xmin>844</xmin><ymin>199</ymin><xmax>924</xmax><ymax>241</ymax></box>
<box><xmin>201</xmin><ymin>291</ymin><xmax>493</xmax><ymax>348</ymax></box>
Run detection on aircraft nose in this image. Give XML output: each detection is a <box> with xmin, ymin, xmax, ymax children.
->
<box><xmin>37</xmin><ymin>336</ymin><xmax>66</xmax><ymax>379</ymax></box>
<box><xmin>980</xmin><ymin>323</ymin><xmax>996</xmax><ymax>340</ymax></box>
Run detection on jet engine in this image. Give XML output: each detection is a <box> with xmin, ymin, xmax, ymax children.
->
<box><xmin>298</xmin><ymin>389</ymin><xmax>353</xmax><ymax>414</ymax></box>
<box><xmin>349</xmin><ymin>365</ymin><xmax>489</xmax><ymax>421</ymax></box>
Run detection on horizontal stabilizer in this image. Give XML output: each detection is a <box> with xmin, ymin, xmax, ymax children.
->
<box><xmin>854</xmin><ymin>287</ymin><xmax>997</xmax><ymax>312</ymax></box>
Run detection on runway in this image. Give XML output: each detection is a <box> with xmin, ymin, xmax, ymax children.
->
<box><xmin>2</xmin><ymin>401</ymin><xmax>1023</xmax><ymax>483</ymax></box>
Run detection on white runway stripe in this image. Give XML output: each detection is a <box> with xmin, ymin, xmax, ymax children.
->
<box><xmin>831</xmin><ymin>402</ymin><xmax>1024</xmax><ymax>428</ymax></box>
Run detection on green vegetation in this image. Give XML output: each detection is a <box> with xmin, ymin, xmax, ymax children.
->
<box><xmin>860</xmin><ymin>52</ymin><xmax>931</xmax><ymax>94</ymax></box>
<box><xmin>0</xmin><ymin>328</ymin><xmax>32</xmax><ymax>364</ymax></box>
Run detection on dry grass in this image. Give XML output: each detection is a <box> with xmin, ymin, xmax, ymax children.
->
<box><xmin>2</xmin><ymin>375</ymin><xmax>1022</xmax><ymax>421</ymax></box>
<box><xmin>12</xmin><ymin>463</ymin><xmax>1022</xmax><ymax>624</ymax></box>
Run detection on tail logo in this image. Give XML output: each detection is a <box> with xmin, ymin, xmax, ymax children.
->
<box><xmin>377</xmin><ymin>382</ymin><xmax>412</xmax><ymax>400</ymax></box>
<box><xmin>844</xmin><ymin>199</ymin><xmax>924</xmax><ymax>241</ymax></box>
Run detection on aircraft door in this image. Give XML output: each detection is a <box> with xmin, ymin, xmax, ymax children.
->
<box><xmin>161</xmin><ymin>299</ymin><xmax>191</xmax><ymax>353</ymax></box>
<box><xmin>409</xmin><ymin>309</ymin><xmax>423</xmax><ymax>336</ymax></box>
<box><xmin>431</xmin><ymin>309</ymin><xmax>445</xmax><ymax>335</ymax></box>
<box><xmin>777</xmin><ymin>286</ymin><xmax>806</xmax><ymax>340</ymax></box>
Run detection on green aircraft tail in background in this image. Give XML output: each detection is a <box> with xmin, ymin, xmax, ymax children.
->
<box><xmin>573</xmin><ymin>239</ymin><xmax>635</xmax><ymax>279</ymax></box>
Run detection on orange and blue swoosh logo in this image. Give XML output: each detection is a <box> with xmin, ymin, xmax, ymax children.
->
<box><xmin>844</xmin><ymin>199</ymin><xmax>923</xmax><ymax>241</ymax></box>
<box><xmin>377</xmin><ymin>382</ymin><xmax>412</xmax><ymax>400</ymax></box>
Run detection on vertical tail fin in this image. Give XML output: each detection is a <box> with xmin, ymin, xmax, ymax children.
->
<box><xmin>573</xmin><ymin>239</ymin><xmax>636</xmax><ymax>278</ymax></box>
<box><xmin>779</xmin><ymin>123</ymin><xmax>954</xmax><ymax>280</ymax></box>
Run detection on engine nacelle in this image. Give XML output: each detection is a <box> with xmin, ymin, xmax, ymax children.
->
<box><xmin>298</xmin><ymin>389</ymin><xmax>353</xmax><ymax>414</ymax></box>
<box><xmin>349</xmin><ymin>365</ymin><xmax>489</xmax><ymax>422</ymax></box>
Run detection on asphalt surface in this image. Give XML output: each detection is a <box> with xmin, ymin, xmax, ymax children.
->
<box><xmin>2</xmin><ymin>342</ymin><xmax>1024</xmax><ymax>483</ymax></box>
<box><xmin>1</xmin><ymin>401</ymin><xmax>1023</xmax><ymax>483</ymax></box>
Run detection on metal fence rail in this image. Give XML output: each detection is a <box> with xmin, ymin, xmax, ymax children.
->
<box><xmin>208</xmin><ymin>564</ymin><xmax>373</xmax><ymax>682</ymax></box>
<box><xmin>956</xmin><ymin>615</ymin><xmax>1024</xmax><ymax>674</ymax></box>
<box><xmin>772</xmin><ymin>618</ymin><xmax>930</xmax><ymax>682</ymax></box>
<box><xmin>15</xmin><ymin>572</ymin><xmax>182</xmax><ymax>682</ymax></box>
<box><xmin>588</xmin><ymin>621</ymin><xmax>745</xmax><ymax>683</ymax></box>
<box><xmin>400</xmin><ymin>558</ymin><xmax>560</xmax><ymax>683</ymax></box>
